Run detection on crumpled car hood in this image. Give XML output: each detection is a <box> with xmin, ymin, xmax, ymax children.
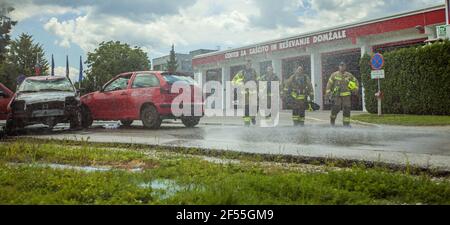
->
<box><xmin>15</xmin><ymin>92</ymin><xmax>76</xmax><ymax>104</ymax></box>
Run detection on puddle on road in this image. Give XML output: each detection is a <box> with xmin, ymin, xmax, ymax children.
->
<box><xmin>201</xmin><ymin>156</ymin><xmax>240</xmax><ymax>165</ymax></box>
<box><xmin>43</xmin><ymin>163</ymin><xmax>112</xmax><ymax>172</ymax></box>
<box><xmin>7</xmin><ymin>162</ymin><xmax>143</xmax><ymax>173</ymax></box>
<box><xmin>139</xmin><ymin>179</ymin><xmax>183</xmax><ymax>200</ymax></box>
<box><xmin>215</xmin><ymin>126</ymin><xmax>441</xmax><ymax>148</ymax></box>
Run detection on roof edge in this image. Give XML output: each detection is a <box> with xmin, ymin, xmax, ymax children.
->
<box><xmin>193</xmin><ymin>4</ymin><xmax>445</xmax><ymax>59</ymax></box>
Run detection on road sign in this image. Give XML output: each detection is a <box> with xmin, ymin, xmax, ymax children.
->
<box><xmin>371</xmin><ymin>69</ymin><xmax>385</xmax><ymax>79</ymax></box>
<box><xmin>371</xmin><ymin>53</ymin><xmax>384</xmax><ymax>70</ymax></box>
<box><xmin>369</xmin><ymin>53</ymin><xmax>385</xmax><ymax>116</ymax></box>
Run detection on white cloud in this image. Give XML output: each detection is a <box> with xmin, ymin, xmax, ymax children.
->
<box><xmin>10</xmin><ymin>0</ymin><xmax>445</xmax><ymax>58</ymax></box>
<box><xmin>7</xmin><ymin>1</ymin><xmax>82</xmax><ymax>21</ymax></box>
<box><xmin>44</xmin><ymin>15</ymin><xmax>103</xmax><ymax>51</ymax></box>
<box><xmin>53</xmin><ymin>66</ymin><xmax>80</xmax><ymax>83</ymax></box>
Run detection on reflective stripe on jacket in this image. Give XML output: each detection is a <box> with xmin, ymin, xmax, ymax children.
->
<box><xmin>283</xmin><ymin>73</ymin><xmax>313</xmax><ymax>101</ymax></box>
<box><xmin>326</xmin><ymin>71</ymin><xmax>359</xmax><ymax>97</ymax></box>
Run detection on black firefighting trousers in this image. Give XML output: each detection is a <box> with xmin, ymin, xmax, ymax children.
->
<box><xmin>331</xmin><ymin>96</ymin><xmax>352</xmax><ymax>126</ymax></box>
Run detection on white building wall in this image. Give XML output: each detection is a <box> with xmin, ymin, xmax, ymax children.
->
<box><xmin>358</xmin><ymin>37</ymin><xmax>373</xmax><ymax>112</ymax></box>
<box><xmin>221</xmin><ymin>66</ymin><xmax>230</xmax><ymax>110</ymax></box>
<box><xmin>272</xmin><ymin>58</ymin><xmax>282</xmax><ymax>80</ymax></box>
<box><xmin>310</xmin><ymin>51</ymin><xmax>323</xmax><ymax>109</ymax></box>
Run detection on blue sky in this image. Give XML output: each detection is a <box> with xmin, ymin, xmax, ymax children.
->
<box><xmin>3</xmin><ymin>0</ymin><xmax>444</xmax><ymax>82</ymax></box>
<box><xmin>11</xmin><ymin>16</ymin><xmax>85</xmax><ymax>76</ymax></box>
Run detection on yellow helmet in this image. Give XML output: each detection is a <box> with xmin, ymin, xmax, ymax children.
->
<box><xmin>348</xmin><ymin>80</ymin><xmax>357</xmax><ymax>91</ymax></box>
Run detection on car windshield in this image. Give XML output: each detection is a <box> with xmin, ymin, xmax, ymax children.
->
<box><xmin>163</xmin><ymin>74</ymin><xmax>196</xmax><ymax>85</ymax></box>
<box><xmin>17</xmin><ymin>78</ymin><xmax>74</xmax><ymax>93</ymax></box>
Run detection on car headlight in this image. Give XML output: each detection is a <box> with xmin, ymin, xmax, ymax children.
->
<box><xmin>65</xmin><ymin>96</ymin><xmax>79</xmax><ymax>106</ymax></box>
<box><xmin>11</xmin><ymin>100</ymin><xmax>25</xmax><ymax>112</ymax></box>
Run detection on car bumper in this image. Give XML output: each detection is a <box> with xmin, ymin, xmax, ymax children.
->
<box><xmin>9</xmin><ymin>107</ymin><xmax>79</xmax><ymax>123</ymax></box>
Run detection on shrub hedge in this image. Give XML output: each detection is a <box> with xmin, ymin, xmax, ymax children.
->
<box><xmin>360</xmin><ymin>40</ymin><xmax>450</xmax><ymax>115</ymax></box>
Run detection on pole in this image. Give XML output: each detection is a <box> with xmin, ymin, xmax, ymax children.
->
<box><xmin>35</xmin><ymin>53</ymin><xmax>40</xmax><ymax>76</ymax></box>
<box><xmin>447</xmin><ymin>0</ymin><xmax>450</xmax><ymax>39</ymax></box>
<box><xmin>377</xmin><ymin>78</ymin><xmax>382</xmax><ymax>116</ymax></box>
<box><xmin>66</xmin><ymin>55</ymin><xmax>69</xmax><ymax>78</ymax></box>
<box><xmin>51</xmin><ymin>54</ymin><xmax>55</xmax><ymax>76</ymax></box>
<box><xmin>446</xmin><ymin>0</ymin><xmax>449</xmax><ymax>25</ymax></box>
<box><xmin>79</xmin><ymin>55</ymin><xmax>83</xmax><ymax>90</ymax></box>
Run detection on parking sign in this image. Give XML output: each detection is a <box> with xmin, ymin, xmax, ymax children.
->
<box><xmin>371</xmin><ymin>53</ymin><xmax>384</xmax><ymax>70</ymax></box>
<box><xmin>371</xmin><ymin>70</ymin><xmax>385</xmax><ymax>79</ymax></box>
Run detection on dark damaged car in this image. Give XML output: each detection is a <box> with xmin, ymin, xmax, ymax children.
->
<box><xmin>5</xmin><ymin>76</ymin><xmax>82</xmax><ymax>135</ymax></box>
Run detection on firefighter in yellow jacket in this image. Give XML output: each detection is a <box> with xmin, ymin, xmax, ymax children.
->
<box><xmin>326</xmin><ymin>62</ymin><xmax>359</xmax><ymax>127</ymax></box>
<box><xmin>283</xmin><ymin>66</ymin><xmax>314</xmax><ymax>126</ymax></box>
<box><xmin>232</xmin><ymin>59</ymin><xmax>259</xmax><ymax>126</ymax></box>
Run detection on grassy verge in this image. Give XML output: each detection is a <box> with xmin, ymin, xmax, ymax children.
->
<box><xmin>0</xmin><ymin>140</ymin><xmax>449</xmax><ymax>205</ymax></box>
<box><xmin>352</xmin><ymin>114</ymin><xmax>450</xmax><ymax>126</ymax></box>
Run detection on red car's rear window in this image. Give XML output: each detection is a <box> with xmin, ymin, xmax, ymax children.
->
<box><xmin>162</xmin><ymin>74</ymin><xmax>196</xmax><ymax>85</ymax></box>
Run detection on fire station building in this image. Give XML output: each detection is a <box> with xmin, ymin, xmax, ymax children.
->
<box><xmin>192</xmin><ymin>5</ymin><xmax>449</xmax><ymax>111</ymax></box>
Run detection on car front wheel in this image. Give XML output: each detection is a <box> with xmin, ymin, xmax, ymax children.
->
<box><xmin>5</xmin><ymin>119</ymin><xmax>18</xmax><ymax>136</ymax></box>
<box><xmin>81</xmin><ymin>105</ymin><xmax>93</xmax><ymax>129</ymax></box>
<box><xmin>181</xmin><ymin>116</ymin><xmax>201</xmax><ymax>128</ymax></box>
<box><xmin>141</xmin><ymin>105</ymin><xmax>161</xmax><ymax>129</ymax></box>
<box><xmin>70</xmin><ymin>110</ymin><xmax>82</xmax><ymax>130</ymax></box>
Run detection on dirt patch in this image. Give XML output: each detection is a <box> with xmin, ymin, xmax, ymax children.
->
<box><xmin>111</xmin><ymin>159</ymin><xmax>159</xmax><ymax>171</ymax></box>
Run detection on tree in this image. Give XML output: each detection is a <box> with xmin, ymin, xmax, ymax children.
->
<box><xmin>82</xmin><ymin>41</ymin><xmax>151</xmax><ymax>93</ymax></box>
<box><xmin>0</xmin><ymin>33</ymin><xmax>48</xmax><ymax>90</ymax></box>
<box><xmin>166</xmin><ymin>44</ymin><xmax>178</xmax><ymax>73</ymax></box>
<box><xmin>8</xmin><ymin>33</ymin><xmax>49</xmax><ymax>75</ymax></box>
<box><xmin>0</xmin><ymin>5</ymin><xmax>17</xmax><ymax>90</ymax></box>
<box><xmin>0</xmin><ymin>6</ymin><xmax>17</xmax><ymax>63</ymax></box>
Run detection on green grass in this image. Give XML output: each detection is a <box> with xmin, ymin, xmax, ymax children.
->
<box><xmin>352</xmin><ymin>114</ymin><xmax>450</xmax><ymax>126</ymax></box>
<box><xmin>0</xmin><ymin>141</ymin><xmax>158</xmax><ymax>169</ymax></box>
<box><xmin>0</xmin><ymin>140</ymin><xmax>449</xmax><ymax>205</ymax></box>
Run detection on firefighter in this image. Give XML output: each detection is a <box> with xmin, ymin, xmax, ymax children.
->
<box><xmin>232</xmin><ymin>59</ymin><xmax>259</xmax><ymax>126</ymax></box>
<box><xmin>326</xmin><ymin>62</ymin><xmax>359</xmax><ymax>127</ymax></box>
<box><xmin>259</xmin><ymin>66</ymin><xmax>280</xmax><ymax>120</ymax></box>
<box><xmin>283</xmin><ymin>66</ymin><xmax>314</xmax><ymax>126</ymax></box>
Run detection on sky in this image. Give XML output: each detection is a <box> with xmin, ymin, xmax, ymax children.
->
<box><xmin>2</xmin><ymin>0</ymin><xmax>444</xmax><ymax>82</ymax></box>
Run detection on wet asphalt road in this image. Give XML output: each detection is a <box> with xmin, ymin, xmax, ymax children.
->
<box><xmin>2</xmin><ymin>111</ymin><xmax>450</xmax><ymax>171</ymax></box>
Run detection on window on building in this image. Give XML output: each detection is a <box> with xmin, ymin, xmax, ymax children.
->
<box><xmin>153</xmin><ymin>65</ymin><xmax>162</xmax><ymax>71</ymax></box>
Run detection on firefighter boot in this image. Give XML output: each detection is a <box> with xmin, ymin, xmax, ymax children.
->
<box><xmin>293</xmin><ymin>116</ymin><xmax>300</xmax><ymax>126</ymax></box>
<box><xmin>251</xmin><ymin>117</ymin><xmax>257</xmax><ymax>125</ymax></box>
<box><xmin>293</xmin><ymin>116</ymin><xmax>305</xmax><ymax>127</ymax></box>
<box><xmin>330</xmin><ymin>115</ymin><xmax>337</xmax><ymax>127</ymax></box>
<box><xmin>343</xmin><ymin>117</ymin><xmax>351</xmax><ymax>128</ymax></box>
<box><xmin>298</xmin><ymin>116</ymin><xmax>305</xmax><ymax>127</ymax></box>
<box><xmin>243</xmin><ymin>117</ymin><xmax>251</xmax><ymax>127</ymax></box>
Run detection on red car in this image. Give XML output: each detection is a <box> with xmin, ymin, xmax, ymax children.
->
<box><xmin>80</xmin><ymin>71</ymin><xmax>204</xmax><ymax>129</ymax></box>
<box><xmin>0</xmin><ymin>83</ymin><xmax>13</xmax><ymax>120</ymax></box>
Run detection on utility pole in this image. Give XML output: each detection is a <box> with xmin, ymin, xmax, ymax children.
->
<box><xmin>34</xmin><ymin>53</ymin><xmax>41</xmax><ymax>76</ymax></box>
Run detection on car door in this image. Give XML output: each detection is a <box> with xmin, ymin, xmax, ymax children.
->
<box><xmin>113</xmin><ymin>74</ymin><xmax>134</xmax><ymax>119</ymax></box>
<box><xmin>96</xmin><ymin>74</ymin><xmax>132</xmax><ymax>120</ymax></box>
<box><xmin>0</xmin><ymin>83</ymin><xmax>13</xmax><ymax>120</ymax></box>
<box><xmin>128</xmin><ymin>73</ymin><xmax>161</xmax><ymax>118</ymax></box>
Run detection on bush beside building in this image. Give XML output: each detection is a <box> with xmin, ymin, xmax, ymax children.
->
<box><xmin>361</xmin><ymin>40</ymin><xmax>450</xmax><ymax>115</ymax></box>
